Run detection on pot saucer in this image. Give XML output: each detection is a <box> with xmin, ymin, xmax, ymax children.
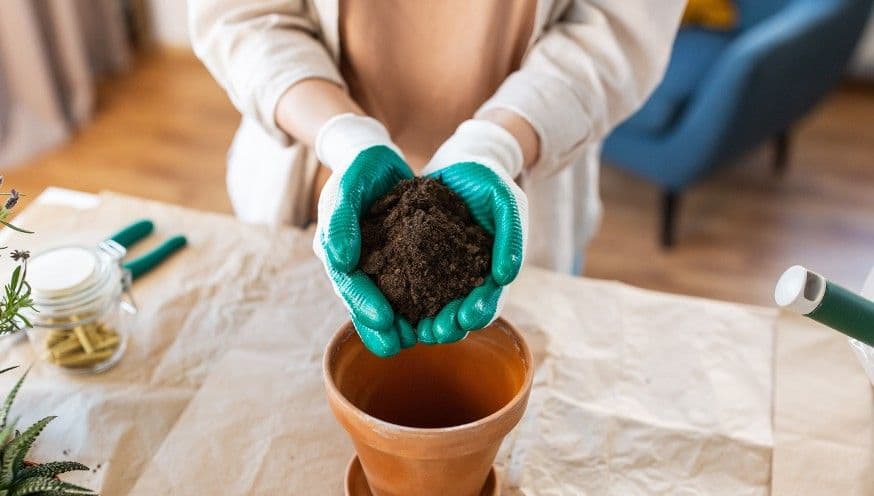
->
<box><xmin>345</xmin><ymin>455</ymin><xmax>499</xmax><ymax>496</ymax></box>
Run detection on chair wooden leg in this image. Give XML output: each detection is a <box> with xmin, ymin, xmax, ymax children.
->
<box><xmin>774</xmin><ymin>131</ymin><xmax>790</xmax><ymax>175</ymax></box>
<box><xmin>661</xmin><ymin>190</ymin><xmax>679</xmax><ymax>248</ymax></box>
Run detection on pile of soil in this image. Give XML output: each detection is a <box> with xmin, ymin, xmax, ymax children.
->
<box><xmin>360</xmin><ymin>178</ymin><xmax>492</xmax><ymax>324</ymax></box>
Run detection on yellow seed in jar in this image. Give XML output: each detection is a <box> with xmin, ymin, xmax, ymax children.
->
<box><xmin>73</xmin><ymin>327</ymin><xmax>95</xmax><ymax>354</ymax></box>
<box><xmin>54</xmin><ymin>349</ymin><xmax>113</xmax><ymax>367</ymax></box>
<box><xmin>93</xmin><ymin>335</ymin><xmax>119</xmax><ymax>352</ymax></box>
<box><xmin>45</xmin><ymin>330</ymin><xmax>69</xmax><ymax>348</ymax></box>
<box><xmin>50</xmin><ymin>336</ymin><xmax>84</xmax><ymax>358</ymax></box>
<box><xmin>84</xmin><ymin>327</ymin><xmax>103</xmax><ymax>347</ymax></box>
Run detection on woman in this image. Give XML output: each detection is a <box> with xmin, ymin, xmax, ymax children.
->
<box><xmin>189</xmin><ymin>0</ymin><xmax>684</xmax><ymax>355</ymax></box>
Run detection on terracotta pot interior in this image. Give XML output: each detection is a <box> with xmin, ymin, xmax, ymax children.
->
<box><xmin>330</xmin><ymin>324</ymin><xmax>528</xmax><ymax>429</ymax></box>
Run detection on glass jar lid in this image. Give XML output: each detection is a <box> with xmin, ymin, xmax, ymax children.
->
<box><xmin>29</xmin><ymin>246</ymin><xmax>99</xmax><ymax>298</ymax></box>
<box><xmin>23</xmin><ymin>244</ymin><xmax>126</xmax><ymax>326</ymax></box>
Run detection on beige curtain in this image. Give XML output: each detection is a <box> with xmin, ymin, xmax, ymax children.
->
<box><xmin>0</xmin><ymin>0</ymin><xmax>131</xmax><ymax>168</ymax></box>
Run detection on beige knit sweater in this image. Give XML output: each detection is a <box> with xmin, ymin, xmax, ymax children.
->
<box><xmin>189</xmin><ymin>0</ymin><xmax>684</xmax><ymax>272</ymax></box>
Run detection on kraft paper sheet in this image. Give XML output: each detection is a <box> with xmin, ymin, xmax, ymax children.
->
<box><xmin>0</xmin><ymin>191</ymin><xmax>864</xmax><ymax>495</ymax></box>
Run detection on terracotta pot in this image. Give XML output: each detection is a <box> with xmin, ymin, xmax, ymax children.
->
<box><xmin>324</xmin><ymin>317</ymin><xmax>533</xmax><ymax>496</ymax></box>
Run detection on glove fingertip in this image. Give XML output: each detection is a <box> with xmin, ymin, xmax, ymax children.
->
<box><xmin>396</xmin><ymin>317</ymin><xmax>417</xmax><ymax>349</ymax></box>
<box><xmin>353</xmin><ymin>319</ymin><xmax>401</xmax><ymax>358</ymax></box>
<box><xmin>342</xmin><ymin>272</ymin><xmax>394</xmax><ymax>331</ymax></box>
<box><xmin>369</xmin><ymin>339</ymin><xmax>400</xmax><ymax>358</ymax></box>
<box><xmin>433</xmin><ymin>300</ymin><xmax>466</xmax><ymax>344</ymax></box>
<box><xmin>355</xmin><ymin>301</ymin><xmax>394</xmax><ymax>332</ymax></box>
<box><xmin>492</xmin><ymin>257</ymin><xmax>521</xmax><ymax>286</ymax></box>
<box><xmin>416</xmin><ymin>318</ymin><xmax>437</xmax><ymax>345</ymax></box>
<box><xmin>458</xmin><ymin>280</ymin><xmax>502</xmax><ymax>331</ymax></box>
<box><xmin>457</xmin><ymin>309</ymin><xmax>487</xmax><ymax>332</ymax></box>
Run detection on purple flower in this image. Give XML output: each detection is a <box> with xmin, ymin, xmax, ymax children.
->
<box><xmin>4</xmin><ymin>190</ymin><xmax>18</xmax><ymax>210</ymax></box>
<box><xmin>9</xmin><ymin>250</ymin><xmax>29</xmax><ymax>262</ymax></box>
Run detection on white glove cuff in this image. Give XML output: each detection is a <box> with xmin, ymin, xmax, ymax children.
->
<box><xmin>423</xmin><ymin>119</ymin><xmax>524</xmax><ymax>178</ymax></box>
<box><xmin>314</xmin><ymin>113</ymin><xmax>403</xmax><ymax>173</ymax></box>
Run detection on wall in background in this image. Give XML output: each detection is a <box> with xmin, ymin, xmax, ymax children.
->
<box><xmin>146</xmin><ymin>0</ymin><xmax>189</xmax><ymax>48</ymax></box>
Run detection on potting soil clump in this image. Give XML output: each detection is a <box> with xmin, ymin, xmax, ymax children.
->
<box><xmin>360</xmin><ymin>177</ymin><xmax>492</xmax><ymax>324</ymax></box>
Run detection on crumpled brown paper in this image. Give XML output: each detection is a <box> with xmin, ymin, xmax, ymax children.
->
<box><xmin>0</xmin><ymin>191</ymin><xmax>336</xmax><ymax>494</ymax></box>
<box><xmin>495</xmin><ymin>276</ymin><xmax>775</xmax><ymax>495</ymax></box>
<box><xmin>0</xmin><ymin>191</ymin><xmax>865</xmax><ymax>495</ymax></box>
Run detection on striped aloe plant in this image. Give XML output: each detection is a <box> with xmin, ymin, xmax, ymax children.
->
<box><xmin>0</xmin><ymin>367</ymin><xmax>95</xmax><ymax>496</ymax></box>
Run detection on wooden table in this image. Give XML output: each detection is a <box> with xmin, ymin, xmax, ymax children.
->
<box><xmin>0</xmin><ymin>189</ymin><xmax>867</xmax><ymax>495</ymax></box>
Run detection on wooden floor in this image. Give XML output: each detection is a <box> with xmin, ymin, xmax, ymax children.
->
<box><xmin>7</xmin><ymin>52</ymin><xmax>874</xmax><ymax>306</ymax></box>
<box><xmin>7</xmin><ymin>51</ymin><xmax>237</xmax><ymax>214</ymax></box>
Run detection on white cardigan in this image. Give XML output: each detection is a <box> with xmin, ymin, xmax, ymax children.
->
<box><xmin>188</xmin><ymin>0</ymin><xmax>683</xmax><ymax>273</ymax></box>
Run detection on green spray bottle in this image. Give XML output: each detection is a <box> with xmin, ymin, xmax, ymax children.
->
<box><xmin>775</xmin><ymin>265</ymin><xmax>874</xmax><ymax>348</ymax></box>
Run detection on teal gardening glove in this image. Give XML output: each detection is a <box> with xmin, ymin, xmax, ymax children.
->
<box><xmin>313</xmin><ymin>113</ymin><xmax>417</xmax><ymax>356</ymax></box>
<box><xmin>419</xmin><ymin>120</ymin><xmax>529</xmax><ymax>344</ymax></box>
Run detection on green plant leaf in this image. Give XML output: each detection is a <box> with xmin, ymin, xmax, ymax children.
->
<box><xmin>9</xmin><ymin>476</ymin><xmax>93</xmax><ymax>496</ymax></box>
<box><xmin>14</xmin><ymin>462</ymin><xmax>89</xmax><ymax>481</ymax></box>
<box><xmin>0</xmin><ymin>223</ymin><xmax>32</xmax><ymax>235</ymax></box>
<box><xmin>7</xmin><ymin>269</ymin><xmax>18</xmax><ymax>297</ymax></box>
<box><xmin>0</xmin><ymin>368</ymin><xmax>29</xmax><ymax>430</ymax></box>
<box><xmin>39</xmin><ymin>489</ymin><xmax>96</xmax><ymax>496</ymax></box>
<box><xmin>0</xmin><ymin>421</ymin><xmax>18</xmax><ymax>449</ymax></box>
<box><xmin>9</xmin><ymin>477</ymin><xmax>56</xmax><ymax>496</ymax></box>
<box><xmin>0</xmin><ymin>265</ymin><xmax>36</xmax><ymax>336</ymax></box>
<box><xmin>50</xmin><ymin>479</ymin><xmax>95</xmax><ymax>494</ymax></box>
<box><xmin>0</xmin><ymin>416</ymin><xmax>54</xmax><ymax>486</ymax></box>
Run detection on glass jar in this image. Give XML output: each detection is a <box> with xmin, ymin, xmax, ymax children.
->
<box><xmin>22</xmin><ymin>241</ymin><xmax>135</xmax><ymax>373</ymax></box>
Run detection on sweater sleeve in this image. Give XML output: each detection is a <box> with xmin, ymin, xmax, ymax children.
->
<box><xmin>476</xmin><ymin>0</ymin><xmax>685</xmax><ymax>177</ymax></box>
<box><xmin>188</xmin><ymin>0</ymin><xmax>345</xmax><ymax>145</ymax></box>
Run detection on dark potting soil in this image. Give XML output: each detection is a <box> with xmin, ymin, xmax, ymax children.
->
<box><xmin>359</xmin><ymin>177</ymin><xmax>492</xmax><ymax>324</ymax></box>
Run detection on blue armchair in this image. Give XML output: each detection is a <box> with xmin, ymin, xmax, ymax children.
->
<box><xmin>602</xmin><ymin>0</ymin><xmax>873</xmax><ymax>246</ymax></box>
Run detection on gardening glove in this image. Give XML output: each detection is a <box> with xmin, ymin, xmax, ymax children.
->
<box><xmin>313</xmin><ymin>113</ymin><xmax>417</xmax><ymax>357</ymax></box>
<box><xmin>418</xmin><ymin>119</ymin><xmax>529</xmax><ymax>344</ymax></box>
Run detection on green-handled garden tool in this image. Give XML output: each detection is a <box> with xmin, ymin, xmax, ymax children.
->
<box><xmin>775</xmin><ymin>265</ymin><xmax>874</xmax><ymax>347</ymax></box>
<box><xmin>103</xmin><ymin>219</ymin><xmax>187</xmax><ymax>280</ymax></box>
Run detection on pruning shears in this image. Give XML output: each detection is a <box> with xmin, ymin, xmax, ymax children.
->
<box><xmin>101</xmin><ymin>219</ymin><xmax>187</xmax><ymax>281</ymax></box>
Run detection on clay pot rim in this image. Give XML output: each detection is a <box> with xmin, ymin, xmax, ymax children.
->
<box><xmin>323</xmin><ymin>317</ymin><xmax>534</xmax><ymax>438</ymax></box>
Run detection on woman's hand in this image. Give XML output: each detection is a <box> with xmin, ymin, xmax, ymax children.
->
<box><xmin>313</xmin><ymin>114</ymin><xmax>417</xmax><ymax>357</ymax></box>
<box><xmin>418</xmin><ymin>120</ymin><xmax>529</xmax><ymax>344</ymax></box>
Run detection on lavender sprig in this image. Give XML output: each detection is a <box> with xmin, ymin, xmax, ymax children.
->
<box><xmin>0</xmin><ymin>180</ymin><xmax>35</xmax><ymax>334</ymax></box>
<box><xmin>5</xmin><ymin>190</ymin><xmax>19</xmax><ymax>210</ymax></box>
<box><xmin>0</xmin><ymin>186</ymin><xmax>31</xmax><ymax>234</ymax></box>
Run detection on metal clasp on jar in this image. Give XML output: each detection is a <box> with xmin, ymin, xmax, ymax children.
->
<box><xmin>98</xmin><ymin>239</ymin><xmax>138</xmax><ymax>315</ymax></box>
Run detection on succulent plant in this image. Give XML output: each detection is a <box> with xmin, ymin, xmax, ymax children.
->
<box><xmin>0</xmin><ymin>366</ymin><xmax>95</xmax><ymax>496</ymax></box>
